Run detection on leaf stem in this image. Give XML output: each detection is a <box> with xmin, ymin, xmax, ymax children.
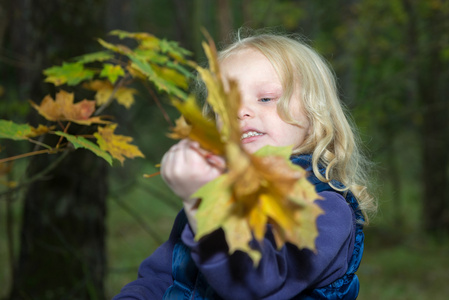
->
<box><xmin>55</xmin><ymin>122</ymin><xmax>71</xmax><ymax>148</ymax></box>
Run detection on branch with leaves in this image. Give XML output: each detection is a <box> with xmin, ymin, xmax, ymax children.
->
<box><xmin>0</xmin><ymin>30</ymin><xmax>194</xmax><ymax>174</ymax></box>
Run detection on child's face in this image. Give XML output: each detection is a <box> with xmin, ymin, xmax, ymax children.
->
<box><xmin>220</xmin><ymin>48</ymin><xmax>310</xmax><ymax>154</ymax></box>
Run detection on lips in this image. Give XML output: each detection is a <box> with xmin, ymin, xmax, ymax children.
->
<box><xmin>241</xmin><ymin>130</ymin><xmax>263</xmax><ymax>140</ymax></box>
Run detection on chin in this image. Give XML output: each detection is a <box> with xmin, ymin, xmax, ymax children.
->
<box><xmin>242</xmin><ymin>143</ymin><xmax>264</xmax><ymax>154</ymax></box>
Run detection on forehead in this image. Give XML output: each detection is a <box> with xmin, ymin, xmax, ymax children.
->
<box><xmin>220</xmin><ymin>48</ymin><xmax>281</xmax><ymax>85</ymax></box>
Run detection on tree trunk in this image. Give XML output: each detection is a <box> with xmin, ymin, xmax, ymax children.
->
<box><xmin>4</xmin><ymin>0</ymin><xmax>109</xmax><ymax>298</ymax></box>
<box><xmin>10</xmin><ymin>148</ymin><xmax>108</xmax><ymax>300</ymax></box>
<box><xmin>217</xmin><ymin>0</ymin><xmax>233</xmax><ymax>44</ymax></box>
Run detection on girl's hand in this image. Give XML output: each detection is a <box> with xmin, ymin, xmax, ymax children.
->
<box><xmin>160</xmin><ymin>139</ymin><xmax>225</xmax><ymax>232</ymax></box>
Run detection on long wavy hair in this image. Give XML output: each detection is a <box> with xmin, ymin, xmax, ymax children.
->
<box><xmin>214</xmin><ymin>30</ymin><xmax>377</xmax><ymax>223</ymax></box>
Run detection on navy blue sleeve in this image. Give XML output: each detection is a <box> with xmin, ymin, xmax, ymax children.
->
<box><xmin>112</xmin><ymin>211</ymin><xmax>184</xmax><ymax>299</ymax></box>
<box><xmin>181</xmin><ymin>191</ymin><xmax>355</xmax><ymax>300</ymax></box>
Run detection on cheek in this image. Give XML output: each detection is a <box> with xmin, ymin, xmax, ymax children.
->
<box><xmin>288</xmin><ymin>101</ymin><xmax>310</xmax><ymax>132</ymax></box>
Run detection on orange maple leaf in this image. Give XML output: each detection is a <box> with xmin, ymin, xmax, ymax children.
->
<box><xmin>30</xmin><ymin>90</ymin><xmax>110</xmax><ymax>125</ymax></box>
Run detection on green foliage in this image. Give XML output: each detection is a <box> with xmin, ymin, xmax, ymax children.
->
<box><xmin>0</xmin><ymin>30</ymin><xmax>193</xmax><ymax>167</ymax></box>
<box><xmin>54</xmin><ymin>132</ymin><xmax>113</xmax><ymax>166</ymax></box>
<box><xmin>100</xmin><ymin>64</ymin><xmax>125</xmax><ymax>84</ymax></box>
<box><xmin>44</xmin><ymin>62</ymin><xmax>96</xmax><ymax>86</ymax></box>
<box><xmin>73</xmin><ymin>51</ymin><xmax>115</xmax><ymax>64</ymax></box>
<box><xmin>0</xmin><ymin>120</ymin><xmax>34</xmax><ymax>141</ymax></box>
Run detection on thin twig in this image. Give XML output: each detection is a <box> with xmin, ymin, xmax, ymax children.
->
<box><xmin>55</xmin><ymin>122</ymin><xmax>71</xmax><ymax>149</ymax></box>
<box><xmin>27</xmin><ymin>138</ymin><xmax>53</xmax><ymax>150</ymax></box>
<box><xmin>0</xmin><ymin>149</ymin><xmax>52</xmax><ymax>164</ymax></box>
<box><xmin>143</xmin><ymin>171</ymin><xmax>160</xmax><ymax>178</ymax></box>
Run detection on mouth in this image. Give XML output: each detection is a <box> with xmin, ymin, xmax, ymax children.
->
<box><xmin>241</xmin><ymin>131</ymin><xmax>264</xmax><ymax>140</ymax></box>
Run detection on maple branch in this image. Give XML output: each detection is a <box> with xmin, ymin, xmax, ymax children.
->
<box><xmin>144</xmin><ymin>82</ymin><xmax>174</xmax><ymax>127</ymax></box>
<box><xmin>0</xmin><ymin>149</ymin><xmax>52</xmax><ymax>164</ymax></box>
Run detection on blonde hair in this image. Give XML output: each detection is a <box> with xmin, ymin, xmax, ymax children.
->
<box><xmin>217</xmin><ymin>31</ymin><xmax>377</xmax><ymax>223</ymax></box>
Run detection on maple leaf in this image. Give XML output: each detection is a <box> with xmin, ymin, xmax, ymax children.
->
<box><xmin>73</xmin><ymin>51</ymin><xmax>114</xmax><ymax>64</ymax></box>
<box><xmin>110</xmin><ymin>30</ymin><xmax>157</xmax><ymax>42</ymax></box>
<box><xmin>170</xmin><ymin>96</ymin><xmax>224</xmax><ymax>155</ymax></box>
<box><xmin>30</xmin><ymin>90</ymin><xmax>110</xmax><ymax>125</ymax></box>
<box><xmin>43</xmin><ymin>62</ymin><xmax>95</xmax><ymax>86</ymax></box>
<box><xmin>55</xmin><ymin>131</ymin><xmax>113</xmax><ymax>166</ymax></box>
<box><xmin>0</xmin><ymin>120</ymin><xmax>52</xmax><ymax>140</ymax></box>
<box><xmin>128</xmin><ymin>54</ymin><xmax>188</xmax><ymax>99</ymax></box>
<box><xmin>83</xmin><ymin>80</ymin><xmax>137</xmax><ymax>109</ymax></box>
<box><xmin>94</xmin><ymin>124</ymin><xmax>144</xmax><ymax>165</ymax></box>
<box><xmin>152</xmin><ymin>64</ymin><xmax>189</xmax><ymax>90</ymax></box>
<box><xmin>100</xmin><ymin>63</ymin><xmax>125</xmax><ymax>84</ymax></box>
<box><xmin>170</xmin><ymin>37</ymin><xmax>323</xmax><ymax>265</ymax></box>
<box><xmin>97</xmin><ymin>38</ymin><xmax>133</xmax><ymax>56</ymax></box>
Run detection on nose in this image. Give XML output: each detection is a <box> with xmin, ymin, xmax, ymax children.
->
<box><xmin>237</xmin><ymin>103</ymin><xmax>254</xmax><ymax>120</ymax></box>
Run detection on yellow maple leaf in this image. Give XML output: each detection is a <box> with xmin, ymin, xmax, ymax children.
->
<box><xmin>30</xmin><ymin>90</ymin><xmax>110</xmax><ymax>125</ymax></box>
<box><xmin>152</xmin><ymin>64</ymin><xmax>189</xmax><ymax>90</ymax></box>
<box><xmin>83</xmin><ymin>80</ymin><xmax>137</xmax><ymax>109</ymax></box>
<box><xmin>170</xmin><ymin>96</ymin><xmax>225</xmax><ymax>155</ymax></box>
<box><xmin>115</xmin><ymin>88</ymin><xmax>137</xmax><ymax>109</ymax></box>
<box><xmin>94</xmin><ymin>124</ymin><xmax>144</xmax><ymax>165</ymax></box>
<box><xmin>170</xmin><ymin>37</ymin><xmax>323</xmax><ymax>265</ymax></box>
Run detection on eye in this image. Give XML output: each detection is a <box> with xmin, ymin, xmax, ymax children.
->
<box><xmin>259</xmin><ymin>98</ymin><xmax>272</xmax><ymax>103</ymax></box>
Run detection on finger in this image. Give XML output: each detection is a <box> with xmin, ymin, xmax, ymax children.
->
<box><xmin>204</xmin><ymin>154</ymin><xmax>227</xmax><ymax>171</ymax></box>
<box><xmin>188</xmin><ymin>144</ymin><xmax>227</xmax><ymax>172</ymax></box>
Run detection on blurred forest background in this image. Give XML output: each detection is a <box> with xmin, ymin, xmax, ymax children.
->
<box><xmin>1</xmin><ymin>0</ymin><xmax>448</xmax><ymax>299</ymax></box>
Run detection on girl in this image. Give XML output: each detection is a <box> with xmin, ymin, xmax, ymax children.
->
<box><xmin>113</xmin><ymin>32</ymin><xmax>376</xmax><ymax>300</ymax></box>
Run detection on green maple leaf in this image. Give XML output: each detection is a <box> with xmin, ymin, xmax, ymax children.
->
<box><xmin>0</xmin><ymin>120</ymin><xmax>33</xmax><ymax>140</ymax></box>
<box><xmin>133</xmin><ymin>48</ymin><xmax>169</xmax><ymax>65</ymax></box>
<box><xmin>73</xmin><ymin>51</ymin><xmax>114</xmax><ymax>64</ymax></box>
<box><xmin>43</xmin><ymin>62</ymin><xmax>95</xmax><ymax>86</ymax></box>
<box><xmin>100</xmin><ymin>64</ymin><xmax>125</xmax><ymax>84</ymax></box>
<box><xmin>55</xmin><ymin>131</ymin><xmax>113</xmax><ymax>165</ymax></box>
<box><xmin>0</xmin><ymin>120</ymin><xmax>52</xmax><ymax>140</ymax></box>
<box><xmin>97</xmin><ymin>38</ymin><xmax>132</xmax><ymax>55</ymax></box>
<box><xmin>159</xmin><ymin>39</ymin><xmax>192</xmax><ymax>60</ymax></box>
<box><xmin>128</xmin><ymin>55</ymin><xmax>187</xmax><ymax>99</ymax></box>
